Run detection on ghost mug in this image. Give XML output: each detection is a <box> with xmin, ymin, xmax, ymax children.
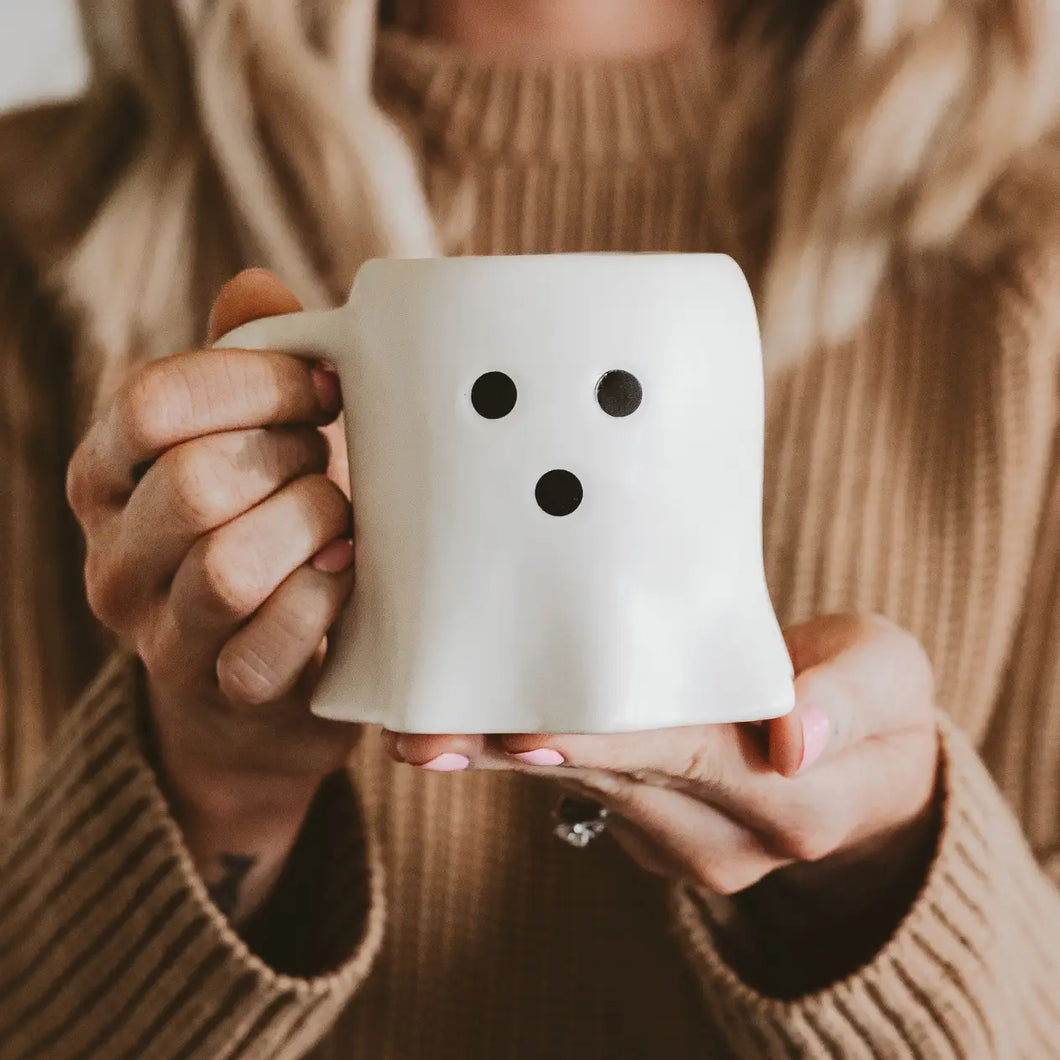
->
<box><xmin>217</xmin><ymin>254</ymin><xmax>794</xmax><ymax>734</ymax></box>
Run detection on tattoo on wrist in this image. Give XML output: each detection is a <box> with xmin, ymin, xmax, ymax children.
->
<box><xmin>206</xmin><ymin>853</ymin><xmax>257</xmax><ymax>918</ymax></box>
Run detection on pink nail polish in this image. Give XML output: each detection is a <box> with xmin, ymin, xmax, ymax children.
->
<box><xmin>799</xmin><ymin>708</ymin><xmax>831</xmax><ymax>772</ymax></box>
<box><xmin>511</xmin><ymin>749</ymin><xmax>565</xmax><ymax>767</ymax></box>
<box><xmin>312</xmin><ymin>538</ymin><xmax>353</xmax><ymax>574</ymax></box>
<box><xmin>420</xmin><ymin>753</ymin><xmax>470</xmax><ymax>772</ymax></box>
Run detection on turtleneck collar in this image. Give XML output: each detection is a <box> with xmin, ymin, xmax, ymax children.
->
<box><xmin>374</xmin><ymin>16</ymin><xmax>717</xmax><ymax>162</ymax></box>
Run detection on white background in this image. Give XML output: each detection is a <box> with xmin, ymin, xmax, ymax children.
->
<box><xmin>0</xmin><ymin>1</ymin><xmax>87</xmax><ymax>111</ymax></box>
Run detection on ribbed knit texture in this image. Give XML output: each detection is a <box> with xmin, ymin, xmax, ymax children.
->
<box><xmin>2</xmin><ymin>23</ymin><xmax>1060</xmax><ymax>1060</ymax></box>
<box><xmin>0</xmin><ymin>655</ymin><xmax>386</xmax><ymax>1060</ymax></box>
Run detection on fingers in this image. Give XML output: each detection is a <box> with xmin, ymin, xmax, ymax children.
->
<box><xmin>558</xmin><ymin>728</ymin><xmax>932</xmax><ymax>888</ymax></box>
<box><xmin>389</xmin><ymin>727</ymin><xmax>757</xmax><ymax>788</ymax></box>
<box><xmin>562</xmin><ymin>778</ymin><xmax>782</xmax><ymax>895</ymax></box>
<box><xmin>116</xmin><ymin>426</ymin><xmax>331</xmax><ymax>609</ymax></box>
<box><xmin>217</xmin><ymin>555</ymin><xmax>354</xmax><ymax>707</ymax></box>
<box><xmin>383</xmin><ymin>612</ymin><xmax>939</xmax><ymax>902</ymax></box>
<box><xmin>379</xmin><ymin>731</ymin><xmax>488</xmax><ymax>771</ymax></box>
<box><xmin>390</xmin><ymin>616</ymin><xmax>934</xmax><ymax>785</ymax></box>
<box><xmin>387</xmin><ymin>615</ymin><xmax>936</xmax><ymax>785</ymax></box>
<box><xmin>788</xmin><ymin>724</ymin><xmax>940</xmax><ymax>855</ymax></box>
<box><xmin>768</xmin><ymin>614</ymin><xmax>935</xmax><ymax>777</ymax></box>
<box><xmin>388</xmin><ymin>720</ymin><xmax>771</xmax><ymax>814</ymax></box>
<box><xmin>74</xmin><ymin>350</ymin><xmax>342</xmax><ymax>502</ymax></box>
<box><xmin>388</xmin><ymin>725</ymin><xmax>775</xmax><ymax>828</ymax></box>
<box><xmin>66</xmin><ymin>267</ymin><xmax>338</xmax><ymax>512</ymax></box>
<box><xmin>496</xmin><ymin>724</ymin><xmax>767</xmax><ymax>788</ymax></box>
<box><xmin>145</xmin><ymin>474</ymin><xmax>350</xmax><ymax>690</ymax></box>
<box><xmin>381</xmin><ymin>725</ymin><xmax>785</xmax><ymax>892</ymax></box>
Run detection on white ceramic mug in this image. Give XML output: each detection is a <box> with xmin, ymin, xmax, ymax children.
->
<box><xmin>218</xmin><ymin>253</ymin><xmax>794</xmax><ymax>733</ymax></box>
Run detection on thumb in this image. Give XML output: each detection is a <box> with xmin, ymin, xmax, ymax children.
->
<box><xmin>207</xmin><ymin>268</ymin><xmax>303</xmax><ymax>346</ymax></box>
<box><xmin>767</xmin><ymin>614</ymin><xmax>934</xmax><ymax>778</ymax></box>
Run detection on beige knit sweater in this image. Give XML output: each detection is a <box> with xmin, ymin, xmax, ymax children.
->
<box><xmin>1</xmin><ymin>23</ymin><xmax>1060</xmax><ymax>1060</ymax></box>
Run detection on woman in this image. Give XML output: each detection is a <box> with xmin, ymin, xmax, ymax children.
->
<box><xmin>1</xmin><ymin>0</ymin><xmax>1058</xmax><ymax>1055</ymax></box>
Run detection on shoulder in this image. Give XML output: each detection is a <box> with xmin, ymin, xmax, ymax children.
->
<box><xmin>0</xmin><ymin>100</ymin><xmax>85</xmax><ymax>262</ymax></box>
<box><xmin>0</xmin><ymin>90</ymin><xmax>143</xmax><ymax>274</ymax></box>
<box><xmin>939</xmin><ymin>124</ymin><xmax>1060</xmax><ymax>375</ymax></box>
<box><xmin>0</xmin><ymin>103</ymin><xmax>86</xmax><ymax>375</ymax></box>
<box><xmin>0</xmin><ymin>111</ymin><xmax>79</xmax><ymax>432</ymax></box>
<box><xmin>0</xmin><ymin>101</ymin><xmax>127</xmax><ymax>441</ymax></box>
<box><xmin>958</xmin><ymin>124</ymin><xmax>1060</xmax><ymax>283</ymax></box>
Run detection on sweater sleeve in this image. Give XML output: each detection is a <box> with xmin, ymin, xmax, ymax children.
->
<box><xmin>670</xmin><ymin>711</ymin><xmax>1060</xmax><ymax>1058</ymax></box>
<box><xmin>0</xmin><ymin>650</ymin><xmax>386</xmax><ymax>1060</ymax></box>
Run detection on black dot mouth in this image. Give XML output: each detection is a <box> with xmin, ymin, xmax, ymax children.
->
<box><xmin>536</xmin><ymin>470</ymin><xmax>583</xmax><ymax>517</ymax></box>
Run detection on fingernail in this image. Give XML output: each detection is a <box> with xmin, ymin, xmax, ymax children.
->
<box><xmin>420</xmin><ymin>753</ymin><xmax>470</xmax><ymax>773</ymax></box>
<box><xmin>312</xmin><ymin>538</ymin><xmax>353</xmax><ymax>574</ymax></box>
<box><xmin>511</xmin><ymin>749</ymin><xmax>565</xmax><ymax>767</ymax></box>
<box><xmin>799</xmin><ymin>708</ymin><xmax>831</xmax><ymax>772</ymax></box>
<box><xmin>310</xmin><ymin>365</ymin><xmax>342</xmax><ymax>415</ymax></box>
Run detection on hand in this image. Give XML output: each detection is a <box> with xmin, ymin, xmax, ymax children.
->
<box><xmin>67</xmin><ymin>269</ymin><xmax>360</xmax><ymax>920</ymax></box>
<box><xmin>386</xmin><ymin>614</ymin><xmax>941</xmax><ymax>984</ymax></box>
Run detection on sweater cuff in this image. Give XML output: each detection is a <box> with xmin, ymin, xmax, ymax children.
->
<box><xmin>0</xmin><ymin>652</ymin><xmax>385</xmax><ymax>1060</ymax></box>
<box><xmin>671</xmin><ymin>710</ymin><xmax>1060</xmax><ymax>1057</ymax></box>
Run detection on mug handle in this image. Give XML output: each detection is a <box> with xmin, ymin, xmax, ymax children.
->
<box><xmin>213</xmin><ymin>307</ymin><xmax>341</xmax><ymax>362</ymax></box>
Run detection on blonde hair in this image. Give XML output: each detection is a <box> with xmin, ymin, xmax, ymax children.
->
<box><xmin>67</xmin><ymin>0</ymin><xmax>436</xmax><ymax>411</ymax></box>
<box><xmin>759</xmin><ymin>0</ymin><xmax>1060</xmax><ymax>360</ymax></box>
<box><xmin>58</xmin><ymin>0</ymin><xmax>1060</xmax><ymax>409</ymax></box>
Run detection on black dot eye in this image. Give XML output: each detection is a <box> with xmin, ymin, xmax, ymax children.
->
<box><xmin>471</xmin><ymin>372</ymin><xmax>517</xmax><ymax>419</ymax></box>
<box><xmin>596</xmin><ymin>370</ymin><xmax>642</xmax><ymax>417</ymax></box>
<box><xmin>536</xmin><ymin>470</ymin><xmax>583</xmax><ymax>517</ymax></box>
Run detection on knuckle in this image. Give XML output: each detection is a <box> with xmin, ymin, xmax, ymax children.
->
<box><xmin>861</xmin><ymin>612</ymin><xmax>912</xmax><ymax>653</ymax></box>
<box><xmin>854</xmin><ymin>613</ymin><xmax>908</xmax><ymax>662</ymax></box>
<box><xmin>84</xmin><ymin>549</ymin><xmax>125</xmax><ymax>628</ymax></box>
<box><xmin>139</xmin><ymin>619</ymin><xmax>183</xmax><ymax>690</ymax></box>
<box><xmin>289</xmin><ymin>474</ymin><xmax>351</xmax><ymax>545</ymax></box>
<box><xmin>769</xmin><ymin>808</ymin><xmax>842</xmax><ymax>864</ymax></box>
<box><xmin>898</xmin><ymin>630</ymin><xmax>935</xmax><ymax>705</ymax></box>
<box><xmin>678</xmin><ymin>746</ymin><xmax>712</xmax><ymax>783</ymax></box>
<box><xmin>860</xmin><ymin>612</ymin><xmax>903</xmax><ymax>639</ymax></box>
<box><xmin>65</xmin><ymin>446</ymin><xmax>90</xmax><ymax>516</ymax></box>
<box><xmin>304</xmin><ymin>472</ymin><xmax>350</xmax><ymax>524</ymax></box>
<box><xmin>865</xmin><ymin>613</ymin><xmax>936</xmax><ymax>707</ymax></box>
<box><xmin>778</xmin><ymin>830</ymin><xmax>831</xmax><ymax>864</ymax></box>
<box><xmin>578</xmin><ymin>770</ymin><xmax>626</xmax><ymax>800</ymax></box>
<box><xmin>119</xmin><ymin>364</ymin><xmax>179</xmax><ymax>452</ymax></box>
<box><xmin>687</xmin><ymin>857</ymin><xmax>761</xmax><ymax>896</ymax></box>
<box><xmin>166</xmin><ymin>444</ymin><xmax>232</xmax><ymax>528</ymax></box>
<box><xmin>196</xmin><ymin>536</ymin><xmax>266</xmax><ymax>617</ymax></box>
<box><xmin>793</xmin><ymin>666</ymin><xmax>831</xmax><ymax>708</ymax></box>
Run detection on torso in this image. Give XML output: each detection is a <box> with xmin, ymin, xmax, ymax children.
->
<box><xmin>1</xmin><ymin>23</ymin><xmax>1058</xmax><ymax>1059</ymax></box>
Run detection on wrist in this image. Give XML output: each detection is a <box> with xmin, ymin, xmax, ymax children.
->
<box><xmin>719</xmin><ymin>764</ymin><xmax>943</xmax><ymax>996</ymax></box>
<box><xmin>169</xmin><ymin>775</ymin><xmax>321</xmax><ymax>924</ymax></box>
<box><xmin>166</xmin><ymin>763</ymin><xmax>322</xmax><ymax>834</ymax></box>
<box><xmin>143</xmin><ymin>674</ymin><xmax>326</xmax><ymax>823</ymax></box>
<box><xmin>752</xmin><ymin>802</ymin><xmax>940</xmax><ymax>935</ymax></box>
<box><xmin>137</xmin><ymin>678</ymin><xmax>325</xmax><ymax>922</ymax></box>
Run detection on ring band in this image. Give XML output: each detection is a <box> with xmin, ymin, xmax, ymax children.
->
<box><xmin>552</xmin><ymin>795</ymin><xmax>610</xmax><ymax>849</ymax></box>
